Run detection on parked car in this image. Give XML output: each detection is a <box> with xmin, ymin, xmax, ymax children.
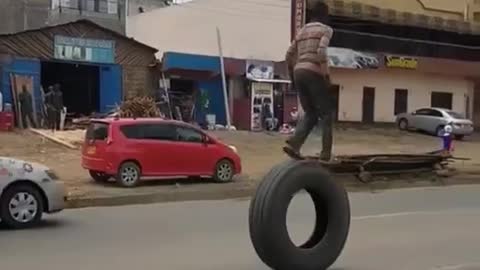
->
<box><xmin>81</xmin><ymin>118</ymin><xmax>242</xmax><ymax>187</ymax></box>
<box><xmin>396</xmin><ymin>107</ymin><xmax>474</xmax><ymax>140</ymax></box>
<box><xmin>0</xmin><ymin>157</ymin><xmax>65</xmax><ymax>229</ymax></box>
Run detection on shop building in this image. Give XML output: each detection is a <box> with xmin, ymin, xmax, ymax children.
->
<box><xmin>288</xmin><ymin>0</ymin><xmax>480</xmax><ymax>126</ymax></box>
<box><xmin>0</xmin><ymin>19</ymin><xmax>158</xmax><ymax>119</ymax></box>
<box><xmin>161</xmin><ymin>52</ymin><xmax>230</xmax><ymax>126</ymax></box>
<box><xmin>327</xmin><ymin>54</ymin><xmax>477</xmax><ymax>123</ymax></box>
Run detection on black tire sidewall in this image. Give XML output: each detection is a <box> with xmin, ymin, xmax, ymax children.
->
<box><xmin>250</xmin><ymin>160</ymin><xmax>350</xmax><ymax>270</ymax></box>
<box><xmin>0</xmin><ymin>184</ymin><xmax>44</xmax><ymax>229</ymax></box>
<box><xmin>116</xmin><ymin>162</ymin><xmax>141</xmax><ymax>187</ymax></box>
<box><xmin>214</xmin><ymin>159</ymin><xmax>234</xmax><ymax>183</ymax></box>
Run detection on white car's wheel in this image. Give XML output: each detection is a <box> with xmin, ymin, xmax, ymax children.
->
<box><xmin>398</xmin><ymin>119</ymin><xmax>408</xmax><ymax>131</ymax></box>
<box><xmin>214</xmin><ymin>159</ymin><xmax>234</xmax><ymax>183</ymax></box>
<box><xmin>0</xmin><ymin>184</ymin><xmax>44</xmax><ymax>229</ymax></box>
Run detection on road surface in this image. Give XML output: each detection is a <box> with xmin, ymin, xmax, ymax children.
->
<box><xmin>1</xmin><ymin>185</ymin><xmax>480</xmax><ymax>270</ymax></box>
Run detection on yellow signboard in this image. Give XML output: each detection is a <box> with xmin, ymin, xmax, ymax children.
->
<box><xmin>385</xmin><ymin>55</ymin><xmax>418</xmax><ymax>69</ymax></box>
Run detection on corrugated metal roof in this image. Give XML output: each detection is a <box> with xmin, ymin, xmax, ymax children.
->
<box><xmin>0</xmin><ymin>19</ymin><xmax>158</xmax><ymax>53</ymax></box>
<box><xmin>127</xmin><ymin>0</ymin><xmax>291</xmax><ymax>61</ymax></box>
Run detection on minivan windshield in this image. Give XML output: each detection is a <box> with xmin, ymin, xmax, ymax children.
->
<box><xmin>86</xmin><ymin>122</ymin><xmax>109</xmax><ymax>141</ymax></box>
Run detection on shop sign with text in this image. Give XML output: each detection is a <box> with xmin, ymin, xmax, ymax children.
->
<box><xmin>385</xmin><ymin>55</ymin><xmax>418</xmax><ymax>69</ymax></box>
<box><xmin>291</xmin><ymin>0</ymin><xmax>306</xmax><ymax>40</ymax></box>
<box><xmin>54</xmin><ymin>35</ymin><xmax>115</xmax><ymax>64</ymax></box>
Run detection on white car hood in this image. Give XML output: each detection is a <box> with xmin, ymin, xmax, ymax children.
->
<box><xmin>0</xmin><ymin>157</ymin><xmax>49</xmax><ymax>180</ymax></box>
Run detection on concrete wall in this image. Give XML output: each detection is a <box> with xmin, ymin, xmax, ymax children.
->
<box><xmin>0</xmin><ymin>0</ymin><xmax>125</xmax><ymax>35</ymax></box>
<box><xmin>330</xmin><ymin>68</ymin><xmax>474</xmax><ymax>123</ymax></box>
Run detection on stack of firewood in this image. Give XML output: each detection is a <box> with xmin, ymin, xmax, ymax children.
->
<box><xmin>119</xmin><ymin>96</ymin><xmax>161</xmax><ymax>118</ymax></box>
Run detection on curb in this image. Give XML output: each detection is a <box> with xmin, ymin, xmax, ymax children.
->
<box><xmin>65</xmin><ymin>173</ymin><xmax>480</xmax><ymax>209</ymax></box>
<box><xmin>66</xmin><ymin>187</ymin><xmax>256</xmax><ymax>209</ymax></box>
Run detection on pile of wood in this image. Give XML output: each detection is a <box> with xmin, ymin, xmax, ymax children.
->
<box><xmin>119</xmin><ymin>96</ymin><xmax>161</xmax><ymax>118</ymax></box>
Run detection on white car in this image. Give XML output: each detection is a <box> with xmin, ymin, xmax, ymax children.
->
<box><xmin>396</xmin><ymin>107</ymin><xmax>474</xmax><ymax>140</ymax></box>
<box><xmin>0</xmin><ymin>157</ymin><xmax>65</xmax><ymax>229</ymax></box>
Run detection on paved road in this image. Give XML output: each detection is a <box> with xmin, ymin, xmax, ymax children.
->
<box><xmin>1</xmin><ymin>185</ymin><xmax>480</xmax><ymax>270</ymax></box>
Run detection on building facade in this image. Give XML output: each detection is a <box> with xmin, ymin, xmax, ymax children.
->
<box><xmin>0</xmin><ymin>0</ymin><xmax>126</xmax><ymax>35</ymax></box>
<box><xmin>289</xmin><ymin>0</ymin><xmax>480</xmax><ymax>127</ymax></box>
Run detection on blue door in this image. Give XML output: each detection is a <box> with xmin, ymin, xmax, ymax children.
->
<box><xmin>99</xmin><ymin>64</ymin><xmax>122</xmax><ymax>113</ymax></box>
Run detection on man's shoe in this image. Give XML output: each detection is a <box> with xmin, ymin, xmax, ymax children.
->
<box><xmin>283</xmin><ymin>145</ymin><xmax>303</xmax><ymax>160</ymax></box>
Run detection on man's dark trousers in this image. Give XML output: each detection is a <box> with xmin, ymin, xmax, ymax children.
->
<box><xmin>21</xmin><ymin>109</ymin><xmax>37</xmax><ymax>129</ymax></box>
<box><xmin>286</xmin><ymin>69</ymin><xmax>334</xmax><ymax>160</ymax></box>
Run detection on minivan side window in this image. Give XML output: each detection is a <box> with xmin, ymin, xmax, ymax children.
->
<box><xmin>86</xmin><ymin>122</ymin><xmax>109</xmax><ymax>141</ymax></box>
<box><xmin>176</xmin><ymin>126</ymin><xmax>204</xmax><ymax>143</ymax></box>
<box><xmin>120</xmin><ymin>123</ymin><xmax>176</xmax><ymax>141</ymax></box>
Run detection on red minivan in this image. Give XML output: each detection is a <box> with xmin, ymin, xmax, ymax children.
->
<box><xmin>81</xmin><ymin>118</ymin><xmax>242</xmax><ymax>187</ymax></box>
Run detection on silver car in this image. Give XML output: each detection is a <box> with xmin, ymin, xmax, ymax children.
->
<box><xmin>396</xmin><ymin>107</ymin><xmax>474</xmax><ymax>140</ymax></box>
<box><xmin>0</xmin><ymin>157</ymin><xmax>65</xmax><ymax>229</ymax></box>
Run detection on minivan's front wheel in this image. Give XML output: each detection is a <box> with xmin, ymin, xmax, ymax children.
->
<box><xmin>213</xmin><ymin>159</ymin><xmax>234</xmax><ymax>183</ymax></box>
<box><xmin>0</xmin><ymin>184</ymin><xmax>44</xmax><ymax>229</ymax></box>
<box><xmin>116</xmin><ymin>162</ymin><xmax>141</xmax><ymax>188</ymax></box>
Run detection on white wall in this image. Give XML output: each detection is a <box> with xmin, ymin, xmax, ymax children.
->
<box><xmin>330</xmin><ymin>68</ymin><xmax>474</xmax><ymax>123</ymax></box>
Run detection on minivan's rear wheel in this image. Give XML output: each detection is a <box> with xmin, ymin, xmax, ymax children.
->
<box><xmin>116</xmin><ymin>162</ymin><xmax>141</xmax><ymax>188</ymax></box>
<box><xmin>0</xmin><ymin>184</ymin><xmax>44</xmax><ymax>229</ymax></box>
<box><xmin>213</xmin><ymin>159</ymin><xmax>234</xmax><ymax>183</ymax></box>
<box><xmin>89</xmin><ymin>170</ymin><xmax>111</xmax><ymax>183</ymax></box>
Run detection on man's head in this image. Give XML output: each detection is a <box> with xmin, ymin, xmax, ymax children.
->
<box><xmin>307</xmin><ymin>0</ymin><xmax>329</xmax><ymax>24</ymax></box>
<box><xmin>48</xmin><ymin>86</ymin><xmax>54</xmax><ymax>92</ymax></box>
<box><xmin>22</xmin><ymin>85</ymin><xmax>27</xmax><ymax>93</ymax></box>
<box><xmin>54</xmin><ymin>83</ymin><xmax>60</xmax><ymax>92</ymax></box>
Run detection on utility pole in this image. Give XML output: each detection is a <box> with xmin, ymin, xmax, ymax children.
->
<box><xmin>216</xmin><ymin>26</ymin><xmax>232</xmax><ymax>130</ymax></box>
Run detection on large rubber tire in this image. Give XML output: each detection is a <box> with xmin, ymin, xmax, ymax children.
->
<box><xmin>249</xmin><ymin>160</ymin><xmax>350</xmax><ymax>270</ymax></box>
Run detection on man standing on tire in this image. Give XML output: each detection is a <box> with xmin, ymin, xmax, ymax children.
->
<box><xmin>284</xmin><ymin>0</ymin><xmax>335</xmax><ymax>161</ymax></box>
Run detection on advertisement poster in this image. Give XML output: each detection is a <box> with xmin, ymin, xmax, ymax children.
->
<box><xmin>9</xmin><ymin>74</ymin><xmax>35</xmax><ymax>128</ymax></box>
<box><xmin>246</xmin><ymin>60</ymin><xmax>274</xmax><ymax>80</ymax></box>
<box><xmin>328</xmin><ymin>47</ymin><xmax>380</xmax><ymax>69</ymax></box>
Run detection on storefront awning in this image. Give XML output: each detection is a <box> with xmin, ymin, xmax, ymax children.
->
<box><xmin>162</xmin><ymin>51</ymin><xmax>220</xmax><ymax>73</ymax></box>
